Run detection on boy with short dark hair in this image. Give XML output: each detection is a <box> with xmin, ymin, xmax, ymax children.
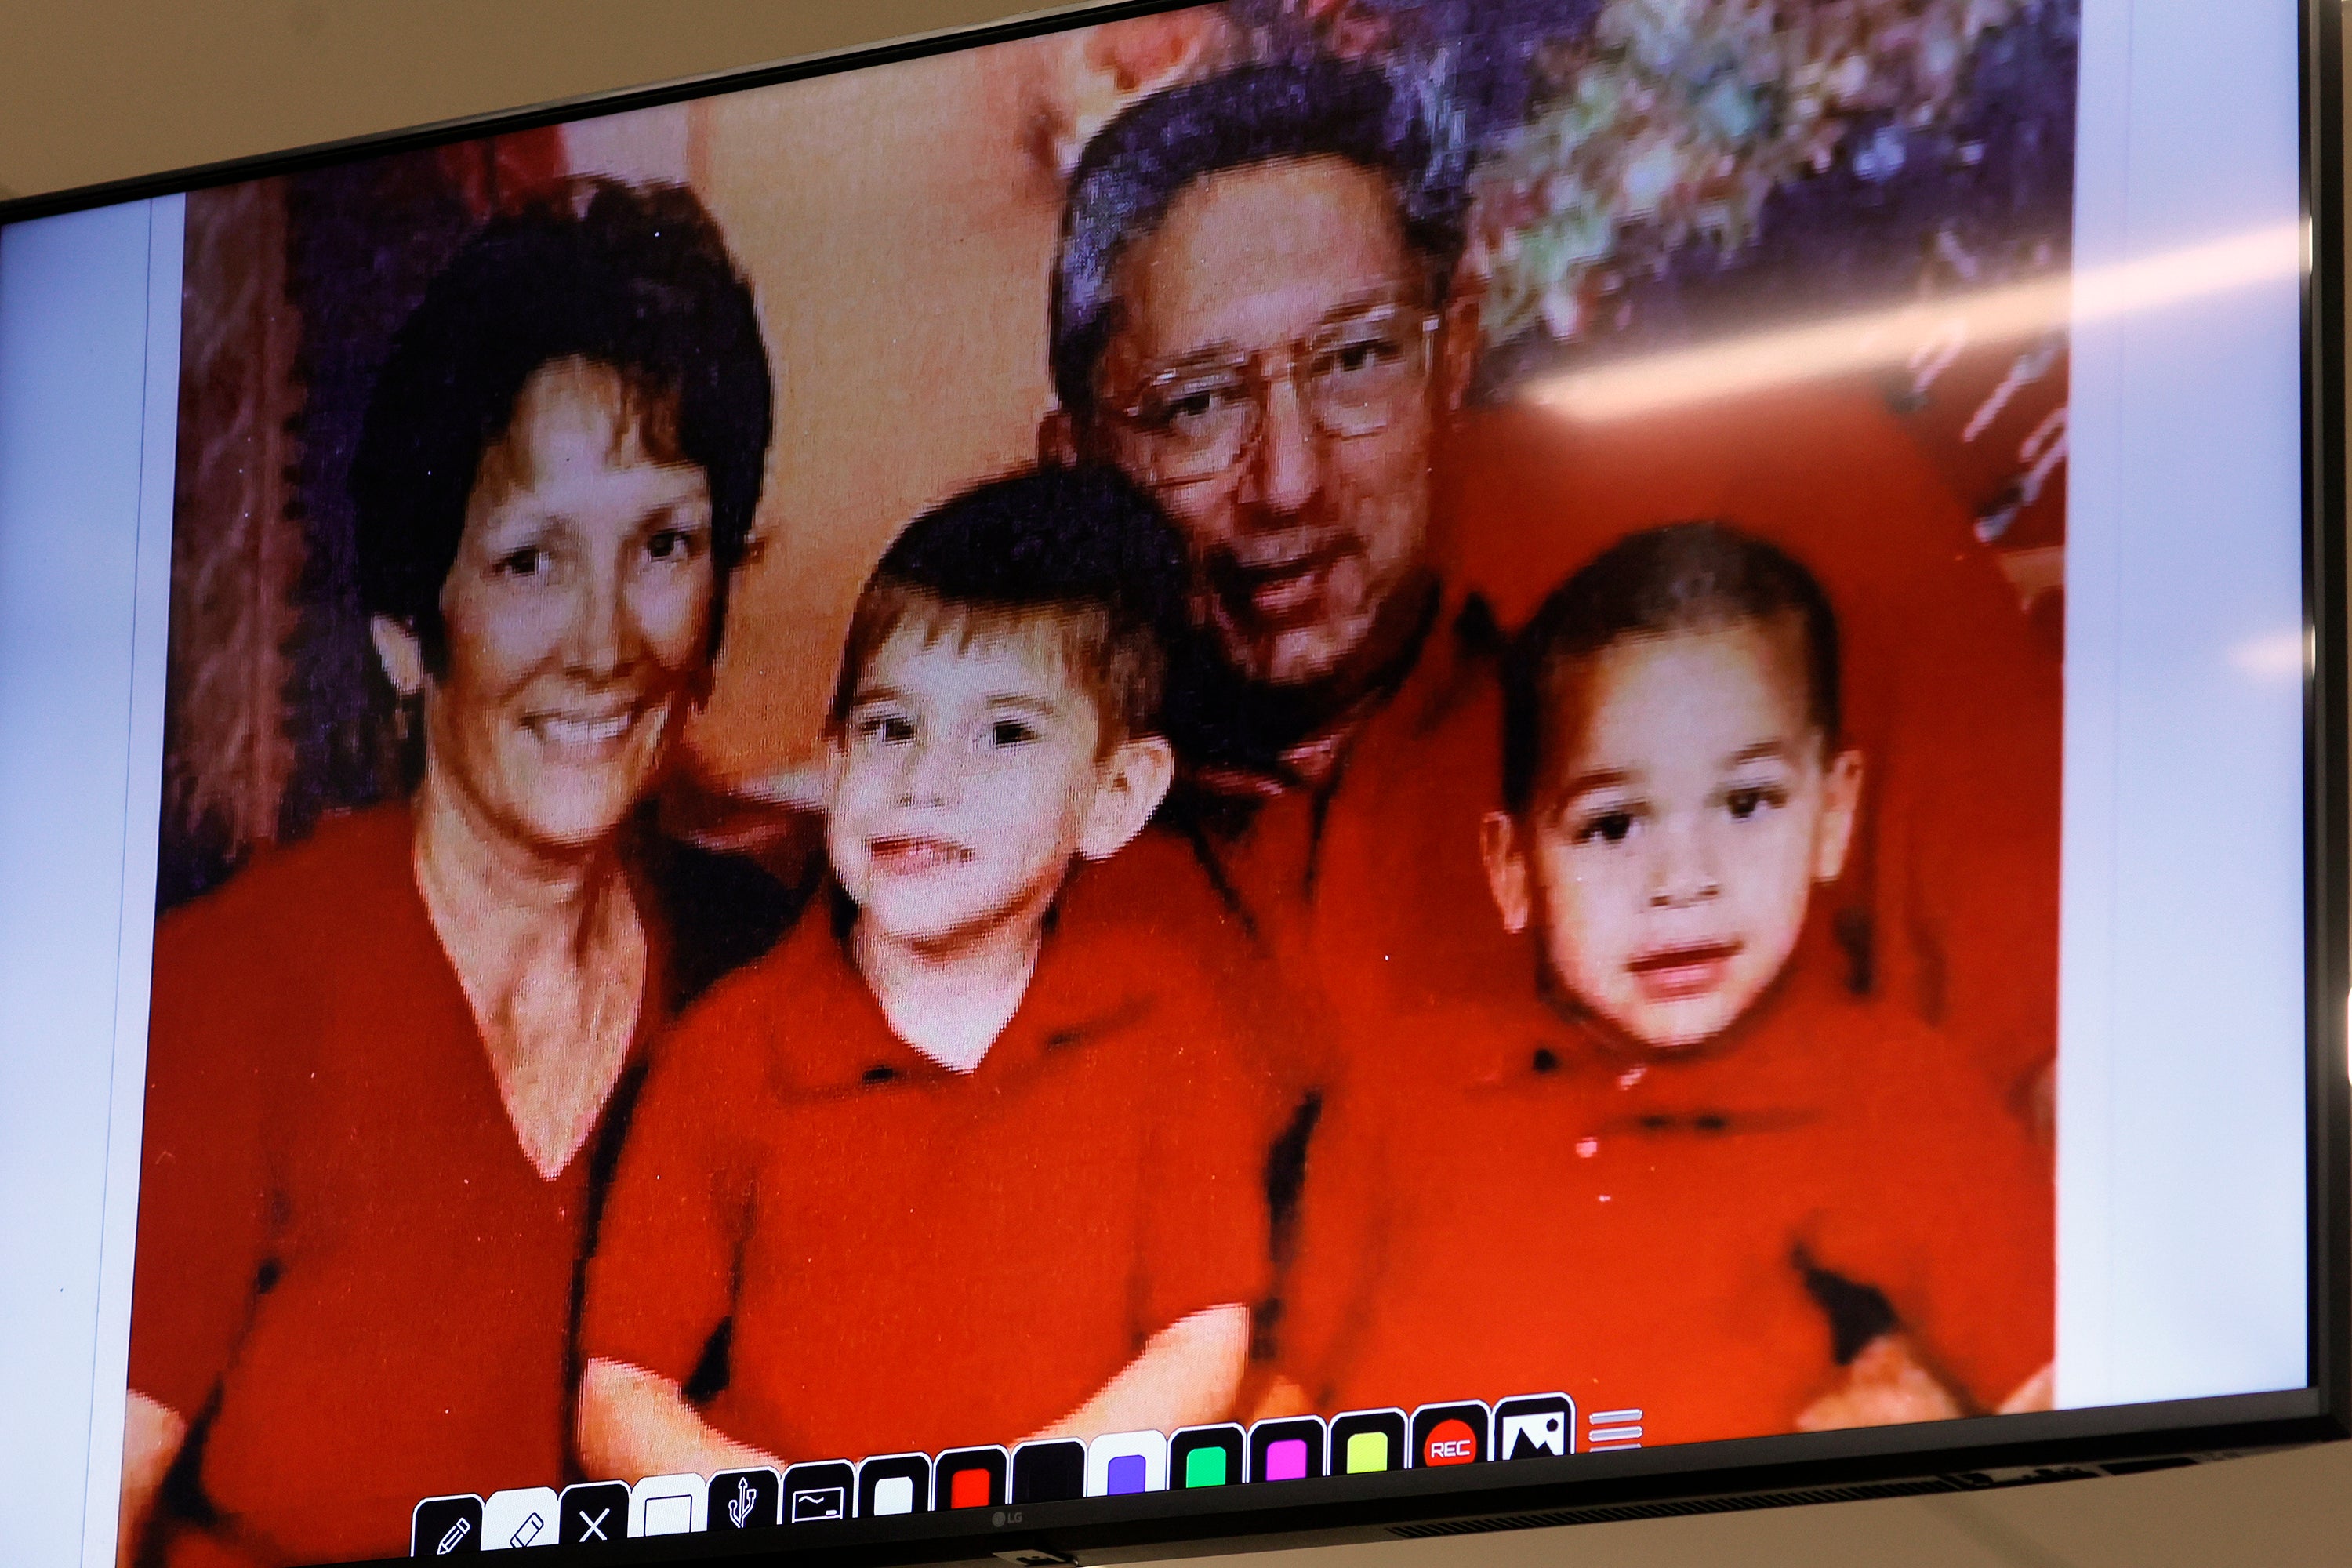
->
<box><xmin>579</xmin><ymin>466</ymin><xmax>1270</xmax><ymax>1473</ymax></box>
<box><xmin>1280</xmin><ymin>522</ymin><xmax>2053</xmax><ymax>1446</ymax></box>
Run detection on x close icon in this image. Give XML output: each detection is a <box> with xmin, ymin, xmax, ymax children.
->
<box><xmin>559</xmin><ymin>1482</ymin><xmax>630</xmax><ymax>1545</ymax></box>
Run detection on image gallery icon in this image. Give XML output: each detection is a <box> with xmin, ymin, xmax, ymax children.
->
<box><xmin>782</xmin><ymin>1460</ymin><xmax>855</xmax><ymax>1524</ymax></box>
<box><xmin>629</xmin><ymin>1473</ymin><xmax>708</xmax><ymax>1537</ymax></box>
<box><xmin>708</xmin><ymin>1468</ymin><xmax>781</xmax><ymax>1530</ymax></box>
<box><xmin>1494</xmin><ymin>1394</ymin><xmax>1577</xmax><ymax>1461</ymax></box>
<box><xmin>557</xmin><ymin>1482</ymin><xmax>628</xmax><ymax>1546</ymax></box>
<box><xmin>480</xmin><ymin>1486</ymin><xmax>559</xmax><ymax>1550</ymax></box>
<box><xmin>410</xmin><ymin>1494</ymin><xmax>482</xmax><ymax>1557</ymax></box>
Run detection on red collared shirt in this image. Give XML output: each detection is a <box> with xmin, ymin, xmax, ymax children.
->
<box><xmin>1283</xmin><ymin>964</ymin><xmax>2054</xmax><ymax>1449</ymax></box>
<box><xmin>582</xmin><ymin>895</ymin><xmax>1274</xmax><ymax>1462</ymax></box>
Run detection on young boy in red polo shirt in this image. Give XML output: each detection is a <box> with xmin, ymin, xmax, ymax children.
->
<box><xmin>1279</xmin><ymin>522</ymin><xmax>2053</xmax><ymax>1448</ymax></box>
<box><xmin>578</xmin><ymin>466</ymin><xmax>1271</xmax><ymax>1475</ymax></box>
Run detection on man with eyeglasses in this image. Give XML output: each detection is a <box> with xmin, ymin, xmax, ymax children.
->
<box><xmin>1042</xmin><ymin>58</ymin><xmax>2061</xmax><ymax>1139</ymax></box>
<box><xmin>1040</xmin><ymin>60</ymin><xmax>1500</xmax><ymax>1097</ymax></box>
<box><xmin>1047</xmin><ymin>58</ymin><xmax>1472</xmax><ymax>714</ymax></box>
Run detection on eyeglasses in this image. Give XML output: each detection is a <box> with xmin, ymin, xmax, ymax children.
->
<box><xmin>1106</xmin><ymin>303</ymin><xmax>1440</xmax><ymax>487</ymax></box>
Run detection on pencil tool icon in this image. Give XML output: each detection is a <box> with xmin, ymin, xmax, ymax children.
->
<box><xmin>435</xmin><ymin>1516</ymin><xmax>471</xmax><ymax>1554</ymax></box>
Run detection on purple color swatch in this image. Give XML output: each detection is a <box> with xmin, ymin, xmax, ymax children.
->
<box><xmin>1106</xmin><ymin>1454</ymin><xmax>1146</xmax><ymax>1494</ymax></box>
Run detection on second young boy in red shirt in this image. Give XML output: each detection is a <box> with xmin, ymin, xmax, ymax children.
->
<box><xmin>1282</xmin><ymin>523</ymin><xmax>2053</xmax><ymax>1447</ymax></box>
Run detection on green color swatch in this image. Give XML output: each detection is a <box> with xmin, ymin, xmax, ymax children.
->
<box><xmin>1183</xmin><ymin>1446</ymin><xmax>1229</xmax><ymax>1488</ymax></box>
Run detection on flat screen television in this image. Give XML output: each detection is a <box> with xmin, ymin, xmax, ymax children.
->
<box><xmin>1</xmin><ymin>0</ymin><xmax>2344</xmax><ymax>1564</ymax></box>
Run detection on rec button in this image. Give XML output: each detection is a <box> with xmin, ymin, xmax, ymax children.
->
<box><xmin>1410</xmin><ymin>1401</ymin><xmax>1490</xmax><ymax>1468</ymax></box>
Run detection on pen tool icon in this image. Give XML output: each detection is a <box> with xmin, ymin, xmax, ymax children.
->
<box><xmin>435</xmin><ymin>1517</ymin><xmax>471</xmax><ymax>1554</ymax></box>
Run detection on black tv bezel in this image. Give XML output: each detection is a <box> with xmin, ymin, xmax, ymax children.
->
<box><xmin>5</xmin><ymin>0</ymin><xmax>2347</xmax><ymax>1563</ymax></box>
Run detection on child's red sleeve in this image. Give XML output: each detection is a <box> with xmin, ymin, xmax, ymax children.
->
<box><xmin>1806</xmin><ymin>1043</ymin><xmax>2055</xmax><ymax>1410</ymax></box>
<box><xmin>1133</xmin><ymin>988</ymin><xmax>1276</xmax><ymax>1342</ymax></box>
<box><xmin>1864</xmin><ymin>557</ymin><xmax>2063</xmax><ymax>1107</ymax></box>
<box><xmin>126</xmin><ymin>906</ymin><xmax>284</xmax><ymax>1422</ymax></box>
<box><xmin>581</xmin><ymin>971</ymin><xmax>768</xmax><ymax>1385</ymax></box>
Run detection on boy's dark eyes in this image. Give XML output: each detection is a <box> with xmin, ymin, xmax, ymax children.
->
<box><xmin>856</xmin><ymin>712</ymin><xmax>916</xmax><ymax>742</ymax></box>
<box><xmin>989</xmin><ymin>718</ymin><xmax>1039</xmax><ymax>746</ymax></box>
<box><xmin>645</xmin><ymin>526</ymin><xmax>703</xmax><ymax>562</ymax></box>
<box><xmin>495</xmin><ymin>546</ymin><xmax>549</xmax><ymax>579</ymax></box>
<box><xmin>1724</xmin><ymin>786</ymin><xmax>1788</xmax><ymax>820</ymax></box>
<box><xmin>1574</xmin><ymin>810</ymin><xmax>1639</xmax><ymax>846</ymax></box>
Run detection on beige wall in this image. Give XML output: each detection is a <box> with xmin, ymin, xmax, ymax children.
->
<box><xmin>5</xmin><ymin>4</ymin><xmax>2350</xmax><ymax>1565</ymax></box>
<box><xmin>0</xmin><ymin>1</ymin><xmax>1044</xmax><ymax>200</ymax></box>
<box><xmin>685</xmin><ymin>42</ymin><xmax>1065</xmax><ymax>774</ymax></box>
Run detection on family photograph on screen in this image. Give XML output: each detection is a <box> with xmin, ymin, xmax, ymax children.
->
<box><xmin>122</xmin><ymin>1</ymin><xmax>2076</xmax><ymax>1562</ymax></box>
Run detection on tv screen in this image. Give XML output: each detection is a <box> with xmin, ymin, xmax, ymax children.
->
<box><xmin>0</xmin><ymin>0</ymin><xmax>2343</xmax><ymax>1563</ymax></box>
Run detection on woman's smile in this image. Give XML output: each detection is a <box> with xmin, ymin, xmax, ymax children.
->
<box><xmin>417</xmin><ymin>359</ymin><xmax>717</xmax><ymax>856</ymax></box>
<box><xmin>525</xmin><ymin>700</ymin><xmax>655</xmax><ymax>760</ymax></box>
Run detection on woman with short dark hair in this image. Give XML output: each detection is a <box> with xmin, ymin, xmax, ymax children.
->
<box><xmin>118</xmin><ymin>180</ymin><xmax>782</xmax><ymax>1568</ymax></box>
